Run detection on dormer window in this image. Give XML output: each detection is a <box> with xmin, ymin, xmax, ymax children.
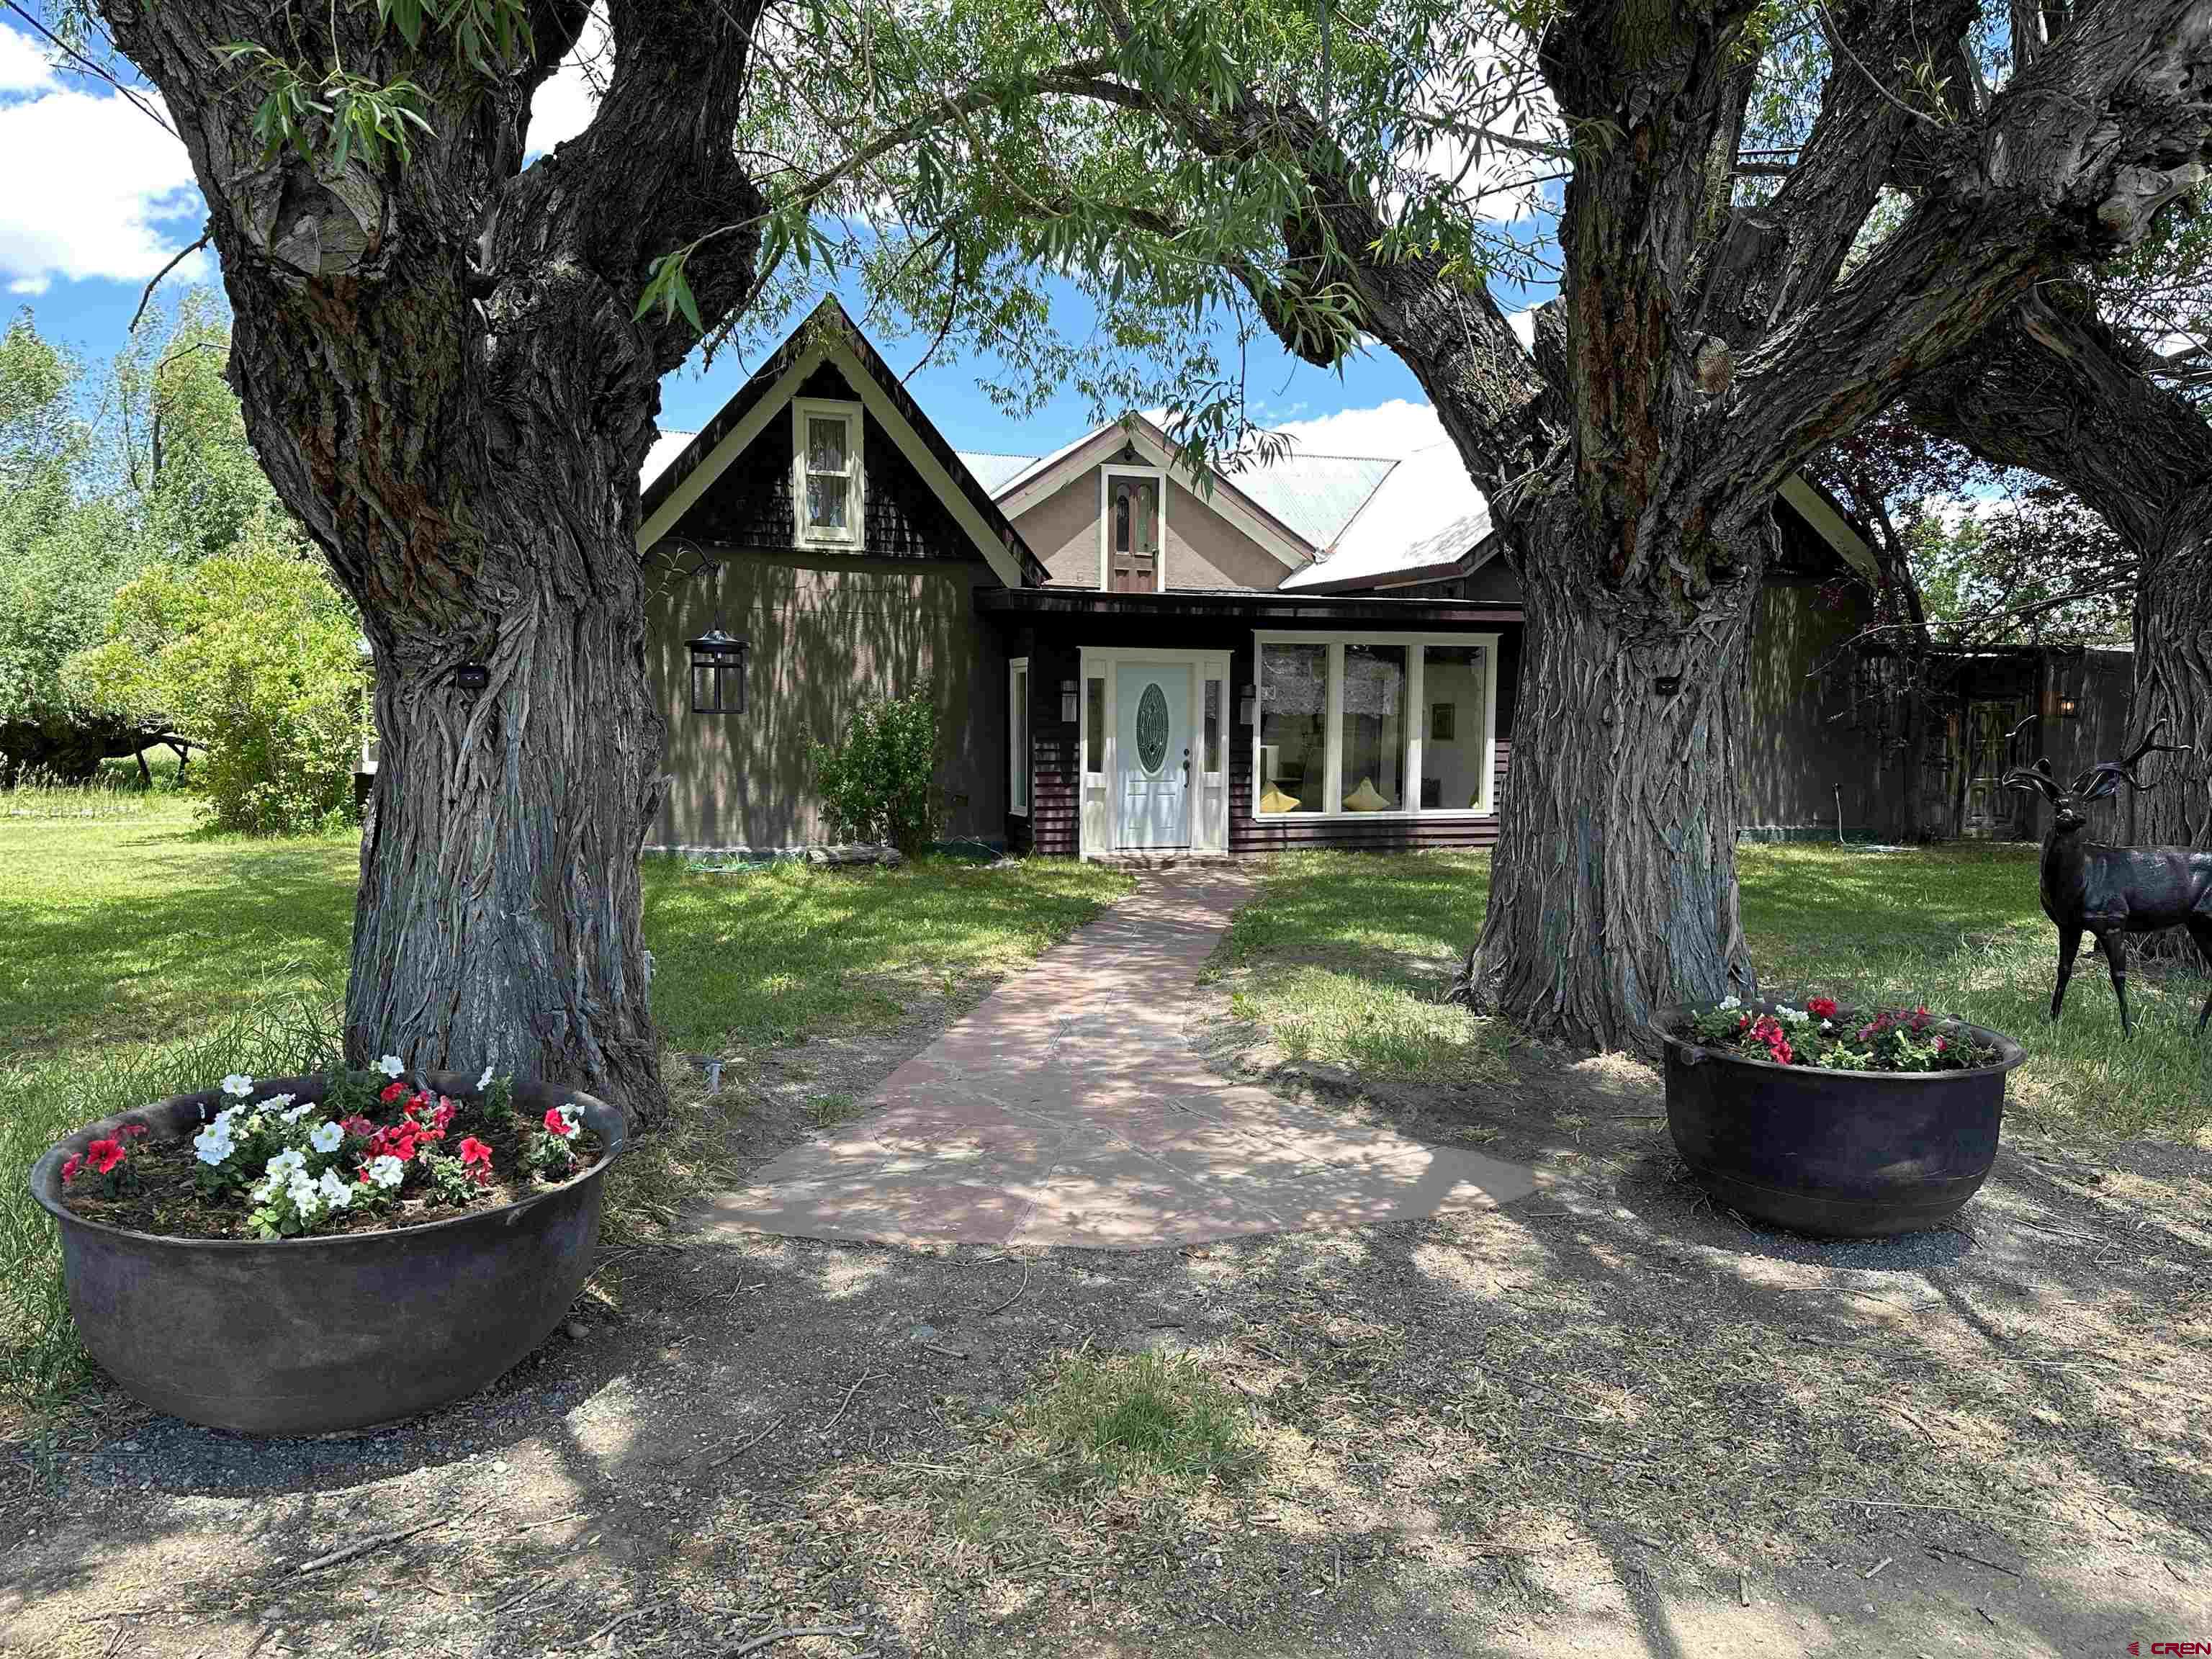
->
<box><xmin>793</xmin><ymin>398</ymin><xmax>863</xmax><ymax>548</ymax></box>
<box><xmin>1099</xmin><ymin>464</ymin><xmax>1165</xmax><ymax>591</ymax></box>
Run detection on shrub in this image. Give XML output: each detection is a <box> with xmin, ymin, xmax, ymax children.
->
<box><xmin>64</xmin><ymin>517</ymin><xmax>369</xmax><ymax>835</ymax></box>
<box><xmin>811</xmin><ymin>693</ymin><xmax>940</xmax><ymax>853</ymax></box>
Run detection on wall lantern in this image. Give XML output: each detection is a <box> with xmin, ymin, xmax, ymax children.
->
<box><xmin>2054</xmin><ymin>652</ymin><xmax>2084</xmax><ymax>719</ymax></box>
<box><xmin>1653</xmin><ymin>674</ymin><xmax>1681</xmax><ymax>696</ymax></box>
<box><xmin>1059</xmin><ymin>679</ymin><xmax>1079</xmax><ymax>723</ymax></box>
<box><xmin>453</xmin><ymin>662</ymin><xmax>491</xmax><ymax>693</ymax></box>
<box><xmin>687</xmin><ymin>625</ymin><xmax>749</xmax><ymax>714</ymax></box>
<box><xmin>1238</xmin><ymin>684</ymin><xmax>1256</xmax><ymax>726</ymax></box>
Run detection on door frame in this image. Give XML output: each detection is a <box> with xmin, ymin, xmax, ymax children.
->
<box><xmin>1076</xmin><ymin>646</ymin><xmax>1232</xmax><ymax>858</ymax></box>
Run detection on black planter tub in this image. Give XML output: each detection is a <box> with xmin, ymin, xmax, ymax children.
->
<box><xmin>30</xmin><ymin>1072</ymin><xmax>626</xmax><ymax>1436</ymax></box>
<box><xmin>1655</xmin><ymin>1005</ymin><xmax>2026</xmax><ymax>1237</ymax></box>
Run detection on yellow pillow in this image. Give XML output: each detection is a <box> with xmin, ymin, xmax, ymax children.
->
<box><xmin>1258</xmin><ymin>786</ymin><xmax>1301</xmax><ymax>814</ymax></box>
<box><xmin>1343</xmin><ymin>777</ymin><xmax>1390</xmax><ymax>811</ymax></box>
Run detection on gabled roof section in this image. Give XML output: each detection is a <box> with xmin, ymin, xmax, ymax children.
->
<box><xmin>989</xmin><ymin>415</ymin><xmax>1326</xmax><ymax>572</ymax></box>
<box><xmin>1231</xmin><ymin>452</ymin><xmax>1398</xmax><ymax>549</ymax></box>
<box><xmin>1281</xmin><ymin>439</ymin><xmax>1494</xmax><ymax>590</ymax></box>
<box><xmin>637</xmin><ymin>297</ymin><xmax>1045</xmax><ymax>587</ymax></box>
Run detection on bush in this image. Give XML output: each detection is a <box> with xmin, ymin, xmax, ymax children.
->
<box><xmin>64</xmin><ymin>518</ymin><xmax>369</xmax><ymax>835</ymax></box>
<box><xmin>811</xmin><ymin>693</ymin><xmax>940</xmax><ymax>853</ymax></box>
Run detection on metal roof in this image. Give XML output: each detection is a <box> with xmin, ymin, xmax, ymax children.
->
<box><xmin>956</xmin><ymin>451</ymin><xmax>1046</xmax><ymax>493</ymax></box>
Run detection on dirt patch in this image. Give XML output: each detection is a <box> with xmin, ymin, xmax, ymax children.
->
<box><xmin>4</xmin><ymin>958</ymin><xmax>2211</xmax><ymax>1658</ymax></box>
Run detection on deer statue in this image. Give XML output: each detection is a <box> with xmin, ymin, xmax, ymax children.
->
<box><xmin>2002</xmin><ymin>719</ymin><xmax>2212</xmax><ymax>1038</ymax></box>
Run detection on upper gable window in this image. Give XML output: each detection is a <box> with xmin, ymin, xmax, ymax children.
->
<box><xmin>1099</xmin><ymin>465</ymin><xmax>1164</xmax><ymax>591</ymax></box>
<box><xmin>793</xmin><ymin>398</ymin><xmax>863</xmax><ymax>549</ymax></box>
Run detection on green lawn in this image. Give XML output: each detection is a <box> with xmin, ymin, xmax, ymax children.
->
<box><xmin>0</xmin><ymin>796</ymin><xmax>1128</xmax><ymax>1410</ymax></box>
<box><xmin>1215</xmin><ymin>845</ymin><xmax>2212</xmax><ymax>1143</ymax></box>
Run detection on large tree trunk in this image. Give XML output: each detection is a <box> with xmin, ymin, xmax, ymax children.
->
<box><xmin>341</xmin><ymin>409</ymin><xmax>665</xmax><ymax>1099</ymax></box>
<box><xmin>2133</xmin><ymin>515</ymin><xmax>2212</xmax><ymax>871</ymax></box>
<box><xmin>93</xmin><ymin>0</ymin><xmax>771</xmax><ymax>1117</ymax></box>
<box><xmin>1461</xmin><ymin>491</ymin><xmax>1762</xmax><ymax>1047</ymax></box>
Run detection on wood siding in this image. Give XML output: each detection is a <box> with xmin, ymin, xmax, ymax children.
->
<box><xmin>648</xmin><ymin>371</ymin><xmax>1009</xmax><ymax>851</ymax></box>
<box><xmin>678</xmin><ymin>364</ymin><xmax>986</xmax><ymax>564</ymax></box>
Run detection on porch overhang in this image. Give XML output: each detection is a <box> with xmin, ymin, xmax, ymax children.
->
<box><xmin>976</xmin><ymin>587</ymin><xmax>1522</xmax><ymax>628</ymax></box>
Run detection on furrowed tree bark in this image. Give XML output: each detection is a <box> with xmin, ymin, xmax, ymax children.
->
<box><xmin>1912</xmin><ymin>291</ymin><xmax>2212</xmax><ymax>950</ymax></box>
<box><xmin>93</xmin><ymin>0</ymin><xmax>771</xmax><ymax>1115</ymax></box>
<box><xmin>1141</xmin><ymin>0</ymin><xmax>2212</xmax><ymax>1053</ymax></box>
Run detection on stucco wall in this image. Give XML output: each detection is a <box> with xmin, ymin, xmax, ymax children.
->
<box><xmin>1009</xmin><ymin>468</ymin><xmax>1303</xmax><ymax>591</ymax></box>
<box><xmin>649</xmin><ymin>551</ymin><xmax>1006</xmax><ymax>850</ymax></box>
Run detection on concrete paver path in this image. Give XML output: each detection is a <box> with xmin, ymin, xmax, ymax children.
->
<box><xmin>703</xmin><ymin>872</ymin><xmax>1537</xmax><ymax>1249</ymax></box>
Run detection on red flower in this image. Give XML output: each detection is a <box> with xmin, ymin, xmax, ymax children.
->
<box><xmin>120</xmin><ymin>1123</ymin><xmax>150</xmax><ymax>1140</ymax></box>
<box><xmin>428</xmin><ymin>1100</ymin><xmax>457</xmax><ymax>1136</ymax></box>
<box><xmin>367</xmin><ymin>1123</ymin><xmax>423</xmax><ymax>1163</ymax></box>
<box><xmin>85</xmin><ymin>1138</ymin><xmax>126</xmax><ymax>1175</ymax></box>
<box><xmin>1806</xmin><ymin>997</ymin><xmax>1839</xmax><ymax>1020</ymax></box>
<box><xmin>61</xmin><ymin>1154</ymin><xmax>82</xmax><ymax>1184</ymax></box>
<box><xmin>457</xmin><ymin>1137</ymin><xmax>495</xmax><ymax>1186</ymax></box>
<box><xmin>544</xmin><ymin>1107</ymin><xmax>577</xmax><ymax>1138</ymax></box>
<box><xmin>339</xmin><ymin>1115</ymin><xmax>375</xmax><ymax>1140</ymax></box>
<box><xmin>379</xmin><ymin>1081</ymin><xmax>407</xmax><ymax>1104</ymax></box>
<box><xmin>1748</xmin><ymin>1016</ymin><xmax>1793</xmax><ymax>1066</ymax></box>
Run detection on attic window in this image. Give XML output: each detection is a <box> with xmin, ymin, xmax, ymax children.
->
<box><xmin>793</xmin><ymin>398</ymin><xmax>862</xmax><ymax>548</ymax></box>
<box><xmin>1100</xmin><ymin>465</ymin><xmax>1164</xmax><ymax>591</ymax></box>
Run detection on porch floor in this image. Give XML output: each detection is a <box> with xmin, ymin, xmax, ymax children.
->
<box><xmin>701</xmin><ymin>871</ymin><xmax>1537</xmax><ymax>1250</ymax></box>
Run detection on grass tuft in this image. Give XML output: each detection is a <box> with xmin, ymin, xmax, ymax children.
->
<box><xmin>1022</xmin><ymin>1351</ymin><xmax>1255</xmax><ymax>1492</ymax></box>
<box><xmin>1215</xmin><ymin>850</ymin><xmax>1506</xmax><ymax>1084</ymax></box>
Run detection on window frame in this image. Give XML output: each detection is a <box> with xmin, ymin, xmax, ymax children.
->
<box><xmin>791</xmin><ymin>397</ymin><xmax>864</xmax><ymax>550</ymax></box>
<box><xmin>1009</xmin><ymin>657</ymin><xmax>1030</xmax><ymax>817</ymax></box>
<box><xmin>1250</xmin><ymin>630</ymin><xmax>1501</xmax><ymax>822</ymax></box>
<box><xmin>1097</xmin><ymin>464</ymin><xmax>1168</xmax><ymax>592</ymax></box>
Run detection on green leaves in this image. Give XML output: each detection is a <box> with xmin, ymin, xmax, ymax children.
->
<box><xmin>636</xmin><ymin>251</ymin><xmax>703</xmax><ymax>333</ymax></box>
<box><xmin>224</xmin><ymin>0</ymin><xmax>533</xmax><ymax>169</ymax></box>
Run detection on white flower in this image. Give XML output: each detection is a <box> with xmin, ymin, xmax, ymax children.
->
<box><xmin>1820</xmin><ymin>1018</ymin><xmax>1834</xmax><ymax>1033</ymax></box>
<box><xmin>550</xmin><ymin>1104</ymin><xmax>582</xmax><ymax>1138</ymax></box>
<box><xmin>318</xmin><ymin>1169</ymin><xmax>354</xmax><ymax>1211</ymax></box>
<box><xmin>221</xmin><ymin>1074</ymin><xmax>253</xmax><ymax>1097</ymax></box>
<box><xmin>278</xmin><ymin>1098</ymin><xmax>315</xmax><ymax>1124</ymax></box>
<box><xmin>289</xmin><ymin>1172</ymin><xmax>324</xmax><ymax>1220</ymax></box>
<box><xmin>476</xmin><ymin>1065</ymin><xmax>495</xmax><ymax>1092</ymax></box>
<box><xmin>374</xmin><ymin>1055</ymin><xmax>406</xmax><ymax>1079</ymax></box>
<box><xmin>192</xmin><ymin>1125</ymin><xmax>235</xmax><ymax>1166</ymax></box>
<box><xmin>264</xmin><ymin>1148</ymin><xmax>306</xmax><ymax>1182</ymax></box>
<box><xmin>366</xmin><ymin>1154</ymin><xmax>405</xmax><ymax>1190</ymax></box>
<box><xmin>1773</xmin><ymin>1004</ymin><xmax>1812</xmax><ymax>1025</ymax></box>
<box><xmin>1717</xmin><ymin>994</ymin><xmax>1743</xmax><ymax>1011</ymax></box>
<box><xmin>309</xmin><ymin>1121</ymin><xmax>344</xmax><ymax>1154</ymax></box>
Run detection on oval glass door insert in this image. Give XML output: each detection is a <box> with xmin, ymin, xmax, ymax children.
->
<box><xmin>1136</xmin><ymin>682</ymin><xmax>1169</xmax><ymax>773</ymax></box>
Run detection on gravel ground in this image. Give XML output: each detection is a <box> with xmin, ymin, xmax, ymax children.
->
<box><xmin>4</xmin><ymin>962</ymin><xmax>2209</xmax><ymax>1658</ymax></box>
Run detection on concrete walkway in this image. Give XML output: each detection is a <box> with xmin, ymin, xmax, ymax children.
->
<box><xmin>703</xmin><ymin>872</ymin><xmax>1537</xmax><ymax>1250</ymax></box>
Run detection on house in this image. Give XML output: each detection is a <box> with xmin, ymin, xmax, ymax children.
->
<box><xmin>637</xmin><ymin>297</ymin><xmax>2041</xmax><ymax>858</ymax></box>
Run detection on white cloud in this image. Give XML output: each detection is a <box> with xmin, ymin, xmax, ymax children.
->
<box><xmin>0</xmin><ymin>22</ymin><xmax>58</xmax><ymax>94</ymax></box>
<box><xmin>526</xmin><ymin>10</ymin><xmax>610</xmax><ymax>156</ymax></box>
<box><xmin>1267</xmin><ymin>398</ymin><xmax>1449</xmax><ymax>461</ymax></box>
<box><xmin>0</xmin><ymin>30</ymin><xmax>210</xmax><ymax>297</ymax></box>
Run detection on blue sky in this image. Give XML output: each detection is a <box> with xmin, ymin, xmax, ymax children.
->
<box><xmin>1</xmin><ymin>16</ymin><xmax>1554</xmax><ymax>462</ymax></box>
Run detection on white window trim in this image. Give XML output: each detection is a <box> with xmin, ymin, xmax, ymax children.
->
<box><xmin>792</xmin><ymin>397</ymin><xmax>864</xmax><ymax>550</ymax></box>
<box><xmin>1009</xmin><ymin>657</ymin><xmax>1031</xmax><ymax>817</ymax></box>
<box><xmin>1250</xmin><ymin>630</ymin><xmax>1501</xmax><ymax>822</ymax></box>
<box><xmin>1097</xmin><ymin>464</ymin><xmax>1168</xmax><ymax>592</ymax></box>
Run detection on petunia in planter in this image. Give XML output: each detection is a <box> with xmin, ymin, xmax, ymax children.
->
<box><xmin>31</xmin><ymin>1062</ymin><xmax>626</xmax><ymax>1437</ymax></box>
<box><xmin>1655</xmin><ymin>996</ymin><xmax>2026</xmax><ymax>1238</ymax></box>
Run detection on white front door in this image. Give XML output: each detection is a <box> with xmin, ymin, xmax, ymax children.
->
<box><xmin>1117</xmin><ymin>661</ymin><xmax>1191</xmax><ymax>848</ymax></box>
